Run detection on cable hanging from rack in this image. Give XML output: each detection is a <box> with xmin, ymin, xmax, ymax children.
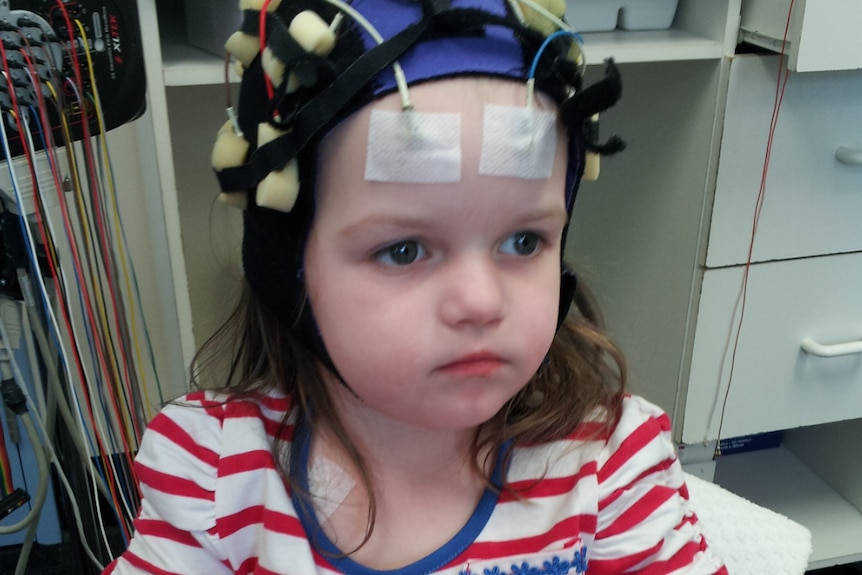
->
<box><xmin>0</xmin><ymin>0</ymin><xmax>169</xmax><ymax>567</ymax></box>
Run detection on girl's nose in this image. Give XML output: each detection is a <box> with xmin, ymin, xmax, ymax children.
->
<box><xmin>439</xmin><ymin>254</ymin><xmax>505</xmax><ymax>328</ymax></box>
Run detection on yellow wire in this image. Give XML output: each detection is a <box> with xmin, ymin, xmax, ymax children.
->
<box><xmin>62</xmin><ymin>108</ymin><xmax>126</xmax><ymax>435</ymax></box>
<box><xmin>45</xmin><ymin>80</ymin><xmax>59</xmax><ymax>102</ymax></box>
<box><xmin>57</xmin><ymin>75</ymin><xmax>134</xmax><ymax>458</ymax></box>
<box><xmin>47</xmin><ymin>61</ymin><xmax>130</xmax><ymax>446</ymax></box>
<box><xmin>59</xmin><ymin>101</ymin><xmax>134</xmax><ymax>452</ymax></box>
<box><xmin>58</xmin><ymin>108</ymin><xmax>140</xmax><ymax>531</ymax></box>
<box><xmin>73</xmin><ymin>21</ymin><xmax>141</xmax><ymax>443</ymax></box>
<box><xmin>74</xmin><ymin>20</ymin><xmax>158</xmax><ymax>426</ymax></box>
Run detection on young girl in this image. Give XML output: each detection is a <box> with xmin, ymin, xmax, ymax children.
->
<box><xmin>106</xmin><ymin>0</ymin><xmax>726</xmax><ymax>573</ymax></box>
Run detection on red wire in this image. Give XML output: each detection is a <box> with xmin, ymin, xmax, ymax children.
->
<box><xmin>25</xmin><ymin>3</ymin><xmax>143</xmax><ymax>532</ymax></box>
<box><xmin>54</xmin><ymin>0</ymin><xmax>142</xmax><ymax>454</ymax></box>
<box><xmin>0</xmin><ymin>39</ymin><xmax>135</xmax><ymax>536</ymax></box>
<box><xmin>716</xmin><ymin>0</ymin><xmax>794</xmax><ymax>451</ymax></box>
<box><xmin>260</xmin><ymin>0</ymin><xmax>275</xmax><ymax>100</ymax></box>
<box><xmin>1</xmin><ymin>6</ymin><xmax>141</xmax><ymax>541</ymax></box>
<box><xmin>0</xmin><ymin>417</ymin><xmax>14</xmax><ymax>495</ymax></box>
<box><xmin>53</xmin><ymin>88</ymin><xmax>143</xmax><ymax>527</ymax></box>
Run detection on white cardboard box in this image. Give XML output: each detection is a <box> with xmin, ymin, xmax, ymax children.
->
<box><xmin>566</xmin><ymin>0</ymin><xmax>679</xmax><ymax>32</ymax></box>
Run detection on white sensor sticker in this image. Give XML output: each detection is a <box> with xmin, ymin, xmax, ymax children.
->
<box><xmin>365</xmin><ymin>109</ymin><xmax>461</xmax><ymax>183</ymax></box>
<box><xmin>308</xmin><ymin>455</ymin><xmax>356</xmax><ymax>523</ymax></box>
<box><xmin>479</xmin><ymin>105</ymin><xmax>557</xmax><ymax>179</ymax></box>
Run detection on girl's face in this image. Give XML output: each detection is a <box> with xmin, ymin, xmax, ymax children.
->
<box><xmin>304</xmin><ymin>78</ymin><xmax>568</xmax><ymax>433</ymax></box>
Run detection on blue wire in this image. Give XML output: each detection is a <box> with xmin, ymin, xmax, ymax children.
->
<box><xmin>528</xmin><ymin>30</ymin><xmax>583</xmax><ymax>80</ymax></box>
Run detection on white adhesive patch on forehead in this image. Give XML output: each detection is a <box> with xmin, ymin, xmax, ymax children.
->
<box><xmin>479</xmin><ymin>105</ymin><xmax>557</xmax><ymax>179</ymax></box>
<box><xmin>365</xmin><ymin>109</ymin><xmax>462</xmax><ymax>183</ymax></box>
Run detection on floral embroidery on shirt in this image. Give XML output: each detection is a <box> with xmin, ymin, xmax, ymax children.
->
<box><xmin>459</xmin><ymin>547</ymin><xmax>588</xmax><ymax>575</ymax></box>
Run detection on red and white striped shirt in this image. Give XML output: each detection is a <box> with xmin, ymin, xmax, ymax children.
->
<box><xmin>104</xmin><ymin>392</ymin><xmax>726</xmax><ymax>575</ymax></box>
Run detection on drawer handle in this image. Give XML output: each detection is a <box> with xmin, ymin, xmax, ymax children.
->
<box><xmin>836</xmin><ymin>146</ymin><xmax>862</xmax><ymax>165</ymax></box>
<box><xmin>801</xmin><ymin>337</ymin><xmax>862</xmax><ymax>357</ymax></box>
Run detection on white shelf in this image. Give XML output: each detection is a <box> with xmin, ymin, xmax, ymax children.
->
<box><xmin>162</xmin><ymin>36</ymin><xmax>237</xmax><ymax>87</ymax></box>
<box><xmin>714</xmin><ymin>446</ymin><xmax>862</xmax><ymax>570</ymax></box>
<box><xmin>159</xmin><ymin>27</ymin><xmax>724</xmax><ymax>87</ymax></box>
<box><xmin>580</xmin><ymin>29</ymin><xmax>724</xmax><ymax>64</ymax></box>
<box><xmin>158</xmin><ymin>0</ymin><xmax>237</xmax><ymax>87</ymax></box>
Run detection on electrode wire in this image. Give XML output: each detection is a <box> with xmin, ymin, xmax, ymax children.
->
<box><xmin>0</xmin><ymin>110</ymin><xmax>111</xmax><ymax>566</ymax></box>
<box><xmin>320</xmin><ymin>0</ymin><xmax>413</xmax><ymax>110</ymax></box>
<box><xmin>60</xmin><ymin>78</ymin><xmax>137</xmax><ymax>455</ymax></box>
<box><xmin>76</xmin><ymin>19</ymin><xmax>147</xmax><ymax>446</ymax></box>
<box><xmin>20</xmin><ymin>110</ymin><xmax>132</xmax><ymax>539</ymax></box>
<box><xmin>51</xmin><ymin>82</ymin><xmax>139</xmax><ymax>540</ymax></box>
<box><xmin>713</xmin><ymin>0</ymin><xmax>794</xmax><ymax>454</ymax></box>
<box><xmin>39</xmin><ymin>79</ymin><xmax>133</xmax><ymax>497</ymax></box>
<box><xmin>65</xmin><ymin>15</ymin><xmax>155</xmax><ymax>524</ymax></box>
<box><xmin>50</xmin><ymin>42</ymin><xmax>143</xmax><ymax>535</ymax></box>
<box><xmin>526</xmin><ymin>29</ymin><xmax>583</xmax><ymax>108</ymax></box>
<box><xmin>60</xmin><ymin>78</ymin><xmax>139</xmax><ymax>457</ymax></box>
<box><xmin>80</xmin><ymin>25</ymin><xmax>167</xmax><ymax>428</ymax></box>
<box><xmin>27</xmin><ymin>103</ymin><xmax>108</xmax><ymax>473</ymax></box>
<box><xmin>0</xmin><ymin>2</ymin><xmax>162</xmax><ymax>556</ymax></box>
<box><xmin>91</xmin><ymin>129</ymin><xmax>167</xmax><ymax>417</ymax></box>
<box><xmin>0</xmin><ymin>312</ymin><xmax>105</xmax><ymax>570</ymax></box>
<box><xmin>26</xmin><ymin>111</ymin><xmax>137</xmax><ymax>543</ymax></box>
<box><xmin>12</xmin><ymin>39</ymin><xmax>137</xmax><ymax>544</ymax></box>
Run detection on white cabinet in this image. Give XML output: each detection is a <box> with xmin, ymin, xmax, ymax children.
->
<box><xmin>692</xmin><ymin>54</ymin><xmax>862</xmax><ymax>444</ymax></box>
<box><xmin>679</xmin><ymin>51</ymin><xmax>862</xmax><ymax>567</ymax></box>
<box><xmin>685</xmin><ymin>252</ymin><xmax>862</xmax><ymax>443</ymax></box>
<box><xmin>707</xmin><ymin>56</ymin><xmax>862</xmax><ymax>267</ymax></box>
<box><xmin>740</xmin><ymin>0</ymin><xmax>862</xmax><ymax>72</ymax></box>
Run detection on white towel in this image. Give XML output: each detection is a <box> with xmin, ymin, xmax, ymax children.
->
<box><xmin>685</xmin><ymin>472</ymin><xmax>813</xmax><ymax>575</ymax></box>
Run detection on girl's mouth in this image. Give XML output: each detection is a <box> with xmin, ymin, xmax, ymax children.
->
<box><xmin>437</xmin><ymin>351</ymin><xmax>506</xmax><ymax>377</ymax></box>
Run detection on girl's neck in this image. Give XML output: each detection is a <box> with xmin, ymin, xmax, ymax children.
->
<box><xmin>307</xmin><ymin>385</ymin><xmax>495</xmax><ymax>571</ymax></box>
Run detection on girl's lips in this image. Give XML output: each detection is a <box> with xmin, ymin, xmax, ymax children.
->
<box><xmin>437</xmin><ymin>352</ymin><xmax>506</xmax><ymax>377</ymax></box>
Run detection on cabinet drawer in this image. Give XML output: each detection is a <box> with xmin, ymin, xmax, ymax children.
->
<box><xmin>706</xmin><ymin>55</ymin><xmax>862</xmax><ymax>268</ymax></box>
<box><xmin>683</xmin><ymin>252</ymin><xmax>862</xmax><ymax>444</ymax></box>
<box><xmin>741</xmin><ymin>0</ymin><xmax>862</xmax><ymax>72</ymax></box>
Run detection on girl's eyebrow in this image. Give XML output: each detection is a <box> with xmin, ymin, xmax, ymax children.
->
<box><xmin>503</xmin><ymin>206</ymin><xmax>570</xmax><ymax>230</ymax></box>
<box><xmin>339</xmin><ymin>214</ymin><xmax>433</xmax><ymax>238</ymax></box>
<box><xmin>524</xmin><ymin>206</ymin><xmax>569</xmax><ymax>226</ymax></box>
<box><xmin>340</xmin><ymin>206</ymin><xmax>569</xmax><ymax>238</ymax></box>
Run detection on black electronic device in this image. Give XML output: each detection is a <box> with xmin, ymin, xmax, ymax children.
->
<box><xmin>0</xmin><ymin>0</ymin><xmax>146</xmax><ymax>160</ymax></box>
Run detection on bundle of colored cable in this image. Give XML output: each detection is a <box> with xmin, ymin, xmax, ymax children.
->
<box><xmin>0</xmin><ymin>1</ymin><xmax>168</xmax><ymax>567</ymax></box>
<box><xmin>0</xmin><ymin>417</ymin><xmax>14</xmax><ymax>498</ymax></box>
<box><xmin>0</xmin><ymin>412</ymin><xmax>31</xmax><ymax>521</ymax></box>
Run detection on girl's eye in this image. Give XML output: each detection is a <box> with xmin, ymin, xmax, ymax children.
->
<box><xmin>500</xmin><ymin>232</ymin><xmax>542</xmax><ymax>257</ymax></box>
<box><xmin>375</xmin><ymin>240</ymin><xmax>426</xmax><ymax>266</ymax></box>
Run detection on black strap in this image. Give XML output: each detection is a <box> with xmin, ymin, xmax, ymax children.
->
<box><xmin>217</xmin><ymin>17</ymin><xmax>433</xmax><ymax>192</ymax></box>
